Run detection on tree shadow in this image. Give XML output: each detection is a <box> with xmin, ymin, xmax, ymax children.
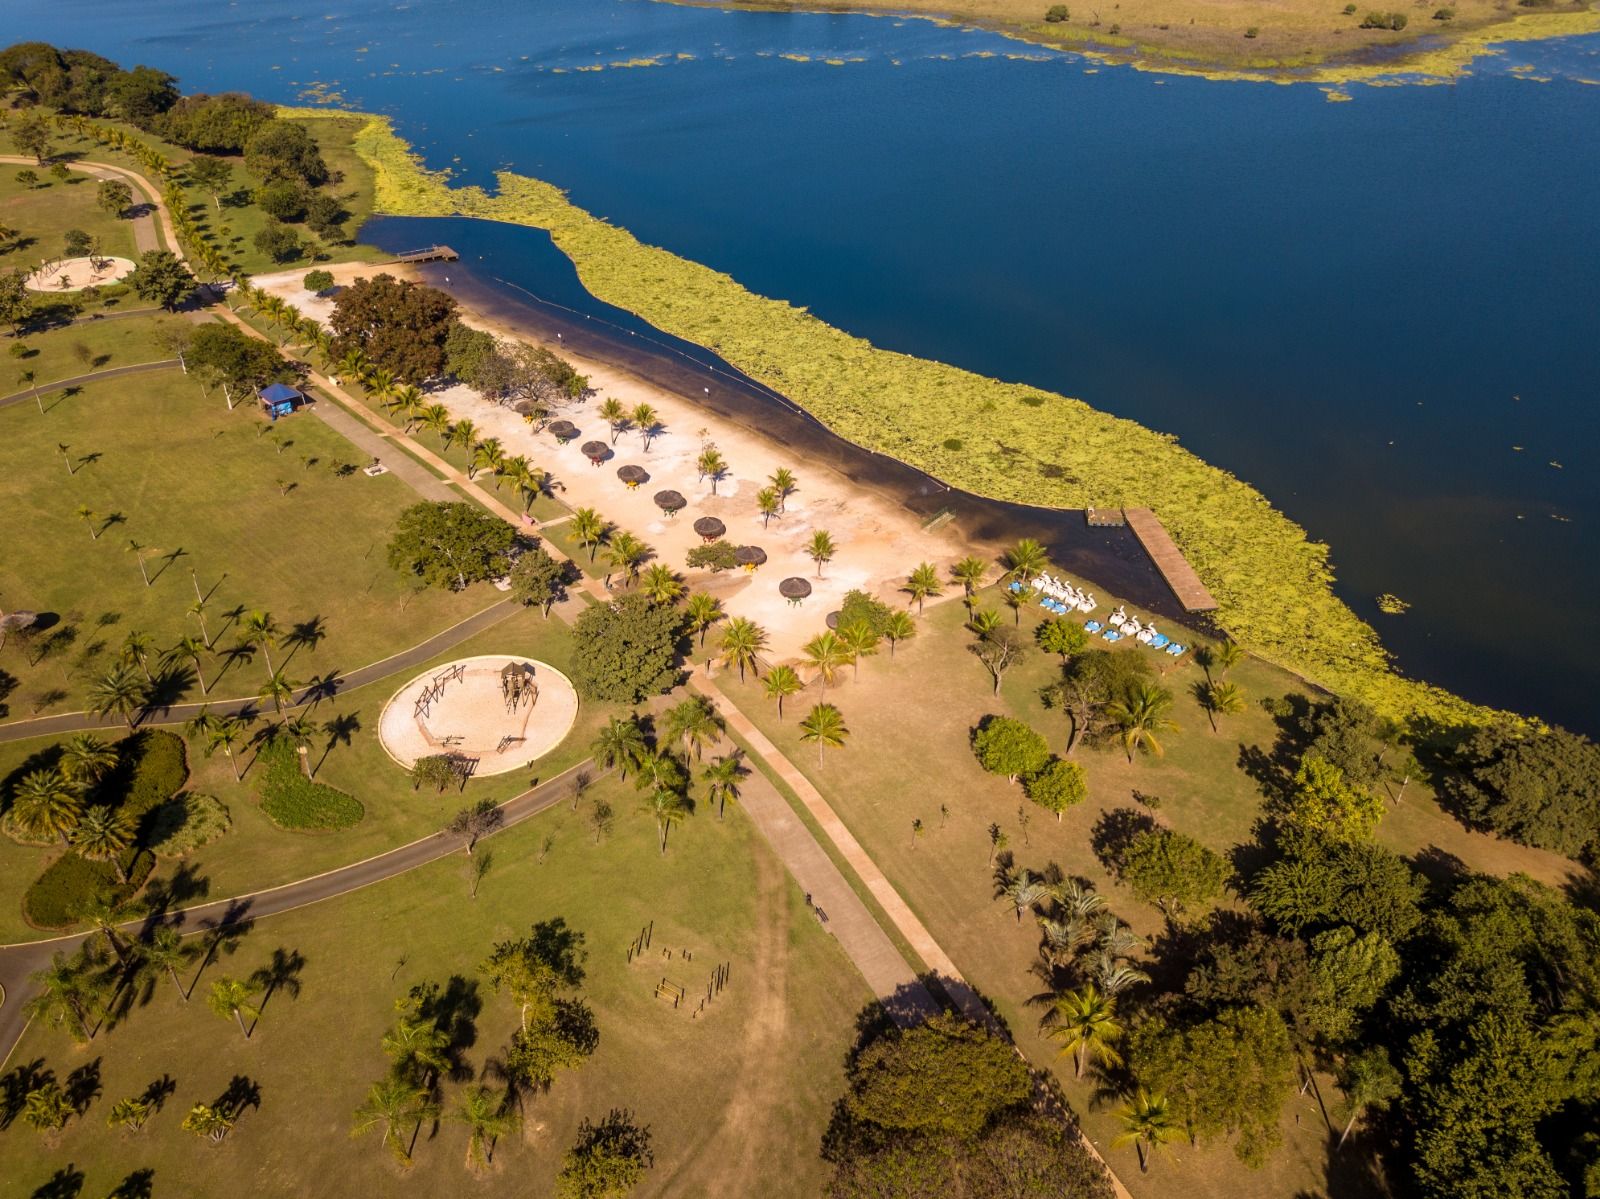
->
<box><xmin>214</xmin><ymin>1075</ymin><xmax>261</xmax><ymax>1121</ymax></box>
<box><xmin>282</xmin><ymin>617</ymin><xmax>327</xmax><ymax>667</ymax></box>
<box><xmin>249</xmin><ymin>948</ymin><xmax>307</xmax><ymax>1022</ymax></box>
<box><xmin>106</xmin><ymin>1170</ymin><xmax>155</xmax><ymax>1199</ymax></box>
<box><xmin>530</xmin><ymin>918</ymin><xmax>587</xmax><ymax>987</ymax></box>
<box><xmin>64</xmin><ymin>1059</ymin><xmax>103</xmax><ymax>1115</ymax></box>
<box><xmin>316</xmin><ymin>712</ymin><xmax>360</xmax><ymax>773</ymax></box>
<box><xmin>1</xmin><ymin>1059</ymin><xmax>50</xmax><ymax>1130</ymax></box>
<box><xmin>140</xmin><ymin>1075</ymin><xmax>177</xmax><ymax>1113</ymax></box>
<box><xmin>1089</xmin><ymin>807</ymin><xmax>1156</xmax><ymax>872</ymax></box>
<box><xmin>29</xmin><ymin>1166</ymin><xmax>85</xmax><ymax>1199</ymax></box>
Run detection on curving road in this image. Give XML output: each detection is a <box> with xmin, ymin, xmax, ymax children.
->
<box><xmin>0</xmin><ymin>359</ymin><xmax>180</xmax><ymax>410</ymax></box>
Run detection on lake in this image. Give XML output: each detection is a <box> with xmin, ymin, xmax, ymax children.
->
<box><xmin>14</xmin><ymin>0</ymin><xmax>1600</xmax><ymax>730</ymax></box>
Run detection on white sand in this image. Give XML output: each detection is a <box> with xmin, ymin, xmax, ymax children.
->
<box><xmin>26</xmin><ymin>255</ymin><xmax>136</xmax><ymax>292</ymax></box>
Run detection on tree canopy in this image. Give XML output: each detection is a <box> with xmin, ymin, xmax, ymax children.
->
<box><xmin>330</xmin><ymin>273</ymin><xmax>458</xmax><ymax>382</ymax></box>
<box><xmin>1444</xmin><ymin>723</ymin><xmax>1600</xmax><ymax>858</ymax></box>
<box><xmin>569</xmin><ymin>593</ymin><xmax>684</xmax><ymax>704</ymax></box>
<box><xmin>128</xmin><ymin>250</ymin><xmax>195</xmax><ymax>311</ymax></box>
<box><xmin>971</xmin><ymin>716</ymin><xmax>1050</xmax><ymax>783</ymax></box>
<box><xmin>386</xmin><ymin>501</ymin><xmax>516</xmax><ymax>591</ymax></box>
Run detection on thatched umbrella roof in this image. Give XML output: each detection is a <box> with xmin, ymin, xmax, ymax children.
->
<box><xmin>734</xmin><ymin>545</ymin><xmax>767</xmax><ymax>568</ymax></box>
<box><xmin>693</xmin><ymin>516</ymin><xmax>726</xmax><ymax>543</ymax></box>
<box><xmin>549</xmin><ymin>420</ymin><xmax>579</xmax><ymax>443</ymax></box>
<box><xmin>654</xmin><ymin>489</ymin><xmax>687</xmax><ymax>515</ymax></box>
<box><xmin>825</xmin><ymin>610</ymin><xmax>841</xmax><ymax>630</ymax></box>
<box><xmin>581</xmin><ymin>440</ymin><xmax>610</xmax><ymax>464</ymax></box>
<box><xmin>617</xmin><ymin>464</ymin><xmax>650</xmax><ymax>487</ymax></box>
<box><xmin>779</xmin><ymin>577</ymin><xmax>812</xmax><ymax>602</ymax></box>
<box><xmin>0</xmin><ymin>611</ymin><xmax>38</xmax><ymax>632</ymax></box>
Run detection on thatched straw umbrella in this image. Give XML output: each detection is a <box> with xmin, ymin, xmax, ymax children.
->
<box><xmin>549</xmin><ymin>419</ymin><xmax>579</xmax><ymax>444</ymax></box>
<box><xmin>654</xmin><ymin>490</ymin><xmax>687</xmax><ymax>517</ymax></box>
<box><xmin>825</xmin><ymin>610</ymin><xmax>841</xmax><ymax>630</ymax></box>
<box><xmin>617</xmin><ymin>464</ymin><xmax>650</xmax><ymax>490</ymax></box>
<box><xmin>581</xmin><ymin>440</ymin><xmax>610</xmax><ymax>466</ymax></box>
<box><xmin>693</xmin><ymin>516</ymin><xmax>726</xmax><ymax>544</ymax></box>
<box><xmin>779</xmin><ymin>577</ymin><xmax>812</xmax><ymax>606</ymax></box>
<box><xmin>734</xmin><ymin>545</ymin><xmax>767</xmax><ymax>572</ymax></box>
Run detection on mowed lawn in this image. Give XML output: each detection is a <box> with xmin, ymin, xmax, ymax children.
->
<box><xmin>0</xmin><ymin>360</ymin><xmax>489</xmax><ymax>718</ymax></box>
<box><xmin>0</xmin><ymin>167</ymin><xmax>140</xmax><ymax>272</ymax></box>
<box><xmin>0</xmin><ymin>604</ymin><xmax>618</xmax><ymax>943</ymax></box>
<box><xmin>4</xmin><ymin>313</ymin><xmax>195</xmax><ymax>395</ymax></box>
<box><xmin>0</xmin><ymin>777</ymin><xmax>866</xmax><ymax>1199</ymax></box>
<box><xmin>712</xmin><ymin>587</ymin><xmax>1578</xmax><ymax>1199</ymax></box>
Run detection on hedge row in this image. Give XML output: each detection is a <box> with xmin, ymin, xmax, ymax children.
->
<box><xmin>258</xmin><ymin>740</ymin><xmax>364</xmax><ymax>831</ymax></box>
<box><xmin>24</xmin><ymin>847</ymin><xmax>154</xmax><ymax>929</ymax></box>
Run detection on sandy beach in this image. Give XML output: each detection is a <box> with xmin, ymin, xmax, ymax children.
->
<box><xmin>254</xmin><ymin>263</ymin><xmax>968</xmax><ymax>662</ymax></box>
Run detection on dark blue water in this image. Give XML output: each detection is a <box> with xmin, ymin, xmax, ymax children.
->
<box><xmin>16</xmin><ymin>0</ymin><xmax>1600</xmax><ymax>730</ymax></box>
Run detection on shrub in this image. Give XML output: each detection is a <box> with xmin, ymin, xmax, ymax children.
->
<box><xmin>1115</xmin><ymin>828</ymin><xmax>1230</xmax><ymax>914</ymax></box>
<box><xmin>1045</xmin><ymin>3</ymin><xmax>1070</xmax><ymax>19</ymax></box>
<box><xmin>1433</xmin><ymin>6</ymin><xmax>1455</xmax><ymax>18</ymax></box>
<box><xmin>254</xmin><ymin>180</ymin><xmax>307</xmax><ymax>222</ymax></box>
<box><xmin>972</xmin><ymin>716</ymin><xmax>1051</xmax><ymax>783</ymax></box>
<box><xmin>24</xmin><ymin>848</ymin><xmax>154</xmax><ymax>928</ymax></box>
<box><xmin>146</xmin><ymin>792</ymin><xmax>232</xmax><ymax>857</ymax></box>
<box><xmin>302</xmin><ymin>268</ymin><xmax>335</xmax><ymax>294</ymax></box>
<box><xmin>1343</xmin><ymin>2</ymin><xmax>1358</xmax><ymax>11</ymax></box>
<box><xmin>838</xmin><ymin>589</ymin><xmax>893</xmax><ymax>638</ymax></box>
<box><xmin>1245</xmin><ymin>25</ymin><xmax>1260</xmax><ymax>36</ymax></box>
<box><xmin>1024</xmin><ymin>757</ymin><xmax>1087</xmax><ymax>819</ymax></box>
<box><xmin>116</xmin><ymin>730</ymin><xmax>189</xmax><ymax>822</ymax></box>
<box><xmin>1360</xmin><ymin>10</ymin><xmax>1408</xmax><ymax>27</ymax></box>
<box><xmin>253</xmin><ymin>222</ymin><xmax>304</xmax><ymax>264</ymax></box>
<box><xmin>258</xmin><ymin>740</ymin><xmax>363</xmax><ymax>831</ymax></box>
<box><xmin>685</xmin><ymin>540</ymin><xmax>739</xmax><ymax>572</ymax></box>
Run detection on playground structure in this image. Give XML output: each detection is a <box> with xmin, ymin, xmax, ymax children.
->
<box><xmin>378</xmin><ymin>654</ymin><xmax>578</xmax><ymax>777</ymax></box>
<box><xmin>25</xmin><ymin>255</ymin><xmax>136</xmax><ymax>292</ymax></box>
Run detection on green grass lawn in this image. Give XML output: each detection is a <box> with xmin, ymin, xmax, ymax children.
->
<box><xmin>710</xmin><ymin>586</ymin><xmax>1578</xmax><ymax>1199</ymax></box>
<box><xmin>4</xmin><ymin>313</ymin><xmax>194</xmax><ymax>394</ymax></box>
<box><xmin>0</xmin><ymin>167</ymin><xmax>141</xmax><ymax>272</ymax></box>
<box><xmin>0</xmin><ymin>360</ymin><xmax>490</xmax><ymax>720</ymax></box>
<box><xmin>0</xmin><ymin>773</ymin><xmax>866</xmax><ymax>1198</ymax></box>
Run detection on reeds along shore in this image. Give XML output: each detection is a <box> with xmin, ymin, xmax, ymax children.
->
<box><xmin>286</xmin><ymin>105</ymin><xmax>1509</xmax><ymax>733</ymax></box>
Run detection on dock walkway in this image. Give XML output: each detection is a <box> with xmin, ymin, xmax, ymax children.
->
<box><xmin>1123</xmin><ymin>507</ymin><xmax>1218</xmax><ymax>612</ymax></box>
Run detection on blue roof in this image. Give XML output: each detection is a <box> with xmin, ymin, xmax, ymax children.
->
<box><xmin>259</xmin><ymin>383</ymin><xmax>303</xmax><ymax>403</ymax></box>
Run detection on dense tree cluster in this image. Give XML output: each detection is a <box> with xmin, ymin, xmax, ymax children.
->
<box><xmin>444</xmin><ymin>323</ymin><xmax>589</xmax><ymax>415</ymax></box>
<box><xmin>330</xmin><ymin>274</ymin><xmax>459</xmax><ymax>382</ymax></box>
<box><xmin>386</xmin><ymin>502</ymin><xmax>517</xmax><ymax>591</ymax></box>
<box><xmin>1443</xmin><ymin>723</ymin><xmax>1600</xmax><ymax>857</ymax></box>
<box><xmin>568</xmin><ymin>593</ymin><xmax>684</xmax><ymax>704</ymax></box>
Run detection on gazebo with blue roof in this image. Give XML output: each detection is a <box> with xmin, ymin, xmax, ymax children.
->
<box><xmin>259</xmin><ymin>382</ymin><xmax>307</xmax><ymax>419</ymax></box>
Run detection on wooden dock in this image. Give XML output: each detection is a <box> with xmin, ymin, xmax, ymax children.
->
<box><xmin>393</xmin><ymin>245</ymin><xmax>459</xmax><ymax>264</ymax></box>
<box><xmin>1122</xmin><ymin>507</ymin><xmax>1218</xmax><ymax>612</ymax></box>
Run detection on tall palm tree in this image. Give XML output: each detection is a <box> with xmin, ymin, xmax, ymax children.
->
<box><xmin>72</xmin><ymin>806</ymin><xmax>134</xmax><ymax>883</ymax></box>
<box><xmin>598</xmin><ymin>397</ymin><xmax>629</xmax><ymax>444</ymax></box>
<box><xmin>338</xmin><ymin>348</ymin><xmax>373</xmax><ymax>386</ymax></box>
<box><xmin>420</xmin><ymin>403</ymin><xmax>453</xmax><ymax>446</ymax></box>
<box><xmin>718</xmin><ymin>617</ymin><xmax>767</xmax><ymax>682</ymax></box>
<box><xmin>769</xmin><ymin>467</ymin><xmax>797</xmax><ymax>512</ymax></box>
<box><xmin>365</xmin><ymin>367</ymin><xmax>398</xmax><ymax>410</ymax></box>
<box><xmin>258</xmin><ymin>670</ymin><xmax>297</xmax><ymax>715</ymax></box>
<box><xmin>10</xmin><ymin>768</ymin><xmax>84</xmax><ymax>845</ymax></box>
<box><xmin>394</xmin><ymin>385</ymin><xmax>425</xmax><ymax>431</ymax></box>
<box><xmin>639</xmin><ymin>563</ymin><xmax>684</xmax><ymax>605</ymax></box>
<box><xmin>1000</xmin><ymin>869</ymin><xmax>1051</xmax><ymax>924</ymax></box>
<box><xmin>445</xmin><ymin>417</ymin><xmax>478</xmax><ymax>454</ymax></box>
<box><xmin>702</xmin><ymin>753</ymin><xmax>746</xmax><ymax>820</ymax></box>
<box><xmin>1112</xmin><ymin>1090</ymin><xmax>1181</xmax><ymax>1173</ymax></box>
<box><xmin>207</xmin><ymin>976</ymin><xmax>262</xmax><ymax>1039</ymax></box>
<box><xmin>451</xmin><ymin>1086</ymin><xmax>518</xmax><ymax>1169</ymax></box>
<box><xmin>666</xmin><ymin>695</ymin><xmax>723</xmax><ymax>762</ymax></box>
<box><xmin>762</xmin><ymin>664</ymin><xmax>802</xmax><ymax>719</ymax></box>
<box><xmin>640</xmin><ymin>784</ymin><xmax>690</xmax><ymax>855</ymax></box>
<box><xmin>59</xmin><ymin>733</ymin><xmax>117</xmax><ymax>789</ymax></box>
<box><xmin>76</xmin><ymin>503</ymin><xmax>100</xmax><ymax>541</ymax></box>
<box><xmin>1042</xmin><ymin>984</ymin><xmax>1123</xmax><ymax>1078</ymax></box>
<box><xmin>205</xmin><ymin>716</ymin><xmax>248</xmax><ymax>781</ymax></box>
<box><xmin>1105</xmin><ymin>683</ymin><xmax>1179</xmax><ymax>762</ymax></box>
<box><xmin>1207</xmin><ymin>639</ymin><xmax>1245</xmax><ymax>678</ymax></box>
<box><xmin>837</xmin><ymin>622</ymin><xmax>879</xmax><ymax>681</ymax></box>
<box><xmin>1004</xmin><ymin>584</ymin><xmax>1036</xmax><ymax>626</ymax></box>
<box><xmin>799</xmin><ymin>703</ymin><xmax>849</xmax><ymax>767</ymax></box>
<box><xmin>882</xmin><ymin>610</ymin><xmax>916</xmax><ymax>657</ymax></box>
<box><xmin>353</xmin><ymin>1076</ymin><xmax>436</xmax><ymax>1167</ymax></box>
<box><xmin>685</xmin><ymin>592</ymin><xmax>723</xmax><ymax>648</ymax></box>
<box><xmin>631</xmin><ymin>402</ymin><xmax>658</xmax><ymax>450</ymax></box>
<box><xmin>142</xmin><ymin>924</ymin><xmax>199</xmax><ymax>1003</ymax></box>
<box><xmin>603</xmin><ymin>531</ymin><xmax>648</xmax><ymax>586</ymax></box>
<box><xmin>382</xmin><ymin>1015</ymin><xmax>451</xmax><ymax>1086</ymax></box>
<box><xmin>570</xmin><ymin>506</ymin><xmax>607</xmax><ymax>562</ymax></box>
<box><xmin>172</xmin><ymin>634</ymin><xmax>211</xmax><ymax>695</ymax></box>
<box><xmin>25</xmin><ymin>953</ymin><xmax>98</xmax><ymax>1043</ymax></box>
<box><xmin>904</xmin><ymin>562</ymin><xmax>942</xmax><ymax>613</ymax></box>
<box><xmin>470</xmin><ymin>436</ymin><xmax>505</xmax><ymax>482</ymax></box>
<box><xmin>240</xmin><ymin>610</ymin><xmax>279</xmax><ymax>675</ymax></box>
<box><xmin>755</xmin><ymin>486</ymin><xmax>781</xmax><ymax>529</ymax></box>
<box><xmin>1005</xmin><ymin>538</ymin><xmax>1049</xmax><ymax>583</ymax></box>
<box><xmin>802</xmin><ymin>631</ymin><xmax>852</xmax><ymax>695</ymax></box>
<box><xmin>806</xmin><ymin>529</ymin><xmax>836</xmax><ymax>578</ymax></box>
<box><xmin>951</xmin><ymin>556</ymin><xmax>989</xmax><ymax>607</ymax></box>
<box><xmin>697</xmin><ymin>446</ymin><xmax>727</xmax><ymax>493</ymax></box>
<box><xmin>283</xmin><ymin>713</ymin><xmax>317</xmax><ymax>777</ymax></box>
<box><xmin>591</xmin><ymin>716</ymin><xmax>647</xmax><ymax>780</ymax></box>
<box><xmin>89</xmin><ymin>664</ymin><xmax>145</xmax><ymax>729</ymax></box>
<box><xmin>1200</xmin><ymin>680</ymin><xmax>1246</xmax><ymax>733</ymax></box>
<box><xmin>187</xmin><ymin>597</ymin><xmax>214</xmax><ymax>648</ymax></box>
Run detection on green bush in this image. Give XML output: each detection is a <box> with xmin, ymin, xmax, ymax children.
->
<box><xmin>1245</xmin><ymin>25</ymin><xmax>1260</xmax><ymax>37</ymax></box>
<box><xmin>303</xmin><ymin>268</ymin><xmax>335</xmax><ymax>294</ymax></box>
<box><xmin>258</xmin><ymin>740</ymin><xmax>364</xmax><ymax>831</ymax></box>
<box><xmin>1433</xmin><ymin>7</ymin><xmax>1456</xmax><ymax>18</ymax></box>
<box><xmin>146</xmin><ymin>792</ymin><xmax>232</xmax><ymax>857</ymax></box>
<box><xmin>1343</xmin><ymin>3</ymin><xmax>1358</xmax><ymax>12</ymax></box>
<box><xmin>1045</xmin><ymin>3</ymin><xmax>1070</xmax><ymax>20</ymax></box>
<box><xmin>24</xmin><ymin>848</ymin><xmax>154</xmax><ymax>928</ymax></box>
<box><xmin>116</xmin><ymin>730</ymin><xmax>189</xmax><ymax>822</ymax></box>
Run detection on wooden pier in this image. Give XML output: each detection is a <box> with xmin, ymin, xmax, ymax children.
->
<box><xmin>393</xmin><ymin>245</ymin><xmax>459</xmax><ymax>264</ymax></box>
<box><xmin>1122</xmin><ymin>507</ymin><xmax>1218</xmax><ymax>612</ymax></box>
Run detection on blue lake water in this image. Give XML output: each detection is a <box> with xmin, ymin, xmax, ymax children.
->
<box><xmin>14</xmin><ymin>0</ymin><xmax>1600</xmax><ymax>730</ymax></box>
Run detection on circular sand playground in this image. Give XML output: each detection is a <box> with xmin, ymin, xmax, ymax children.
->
<box><xmin>26</xmin><ymin>256</ymin><xmax>137</xmax><ymax>292</ymax></box>
<box><xmin>378</xmin><ymin>655</ymin><xmax>578</xmax><ymax>777</ymax></box>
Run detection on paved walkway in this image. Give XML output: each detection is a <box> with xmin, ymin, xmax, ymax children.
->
<box><xmin>309</xmin><ymin>398</ymin><xmax>457</xmax><ymax>503</ymax></box>
<box><xmin>0</xmin><ymin>359</ymin><xmax>179</xmax><ymax>410</ymax></box>
<box><xmin>0</xmin><ymin>757</ymin><xmax>596</xmax><ymax>1068</ymax></box>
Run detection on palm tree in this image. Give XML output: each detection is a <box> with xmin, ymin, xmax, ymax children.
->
<box><xmin>685</xmin><ymin>592</ymin><xmax>723</xmax><ymax>648</ymax></box>
<box><xmin>353</xmin><ymin>1076</ymin><xmax>437</xmax><ymax>1167</ymax></box>
<box><xmin>470</xmin><ymin>436</ymin><xmax>505</xmax><ymax>481</ymax></box>
<box><xmin>1200</xmin><ymin>680</ymin><xmax>1245</xmax><ymax>733</ymax></box>
<box><xmin>802</xmin><ymin>631</ymin><xmax>852</xmax><ymax>695</ymax></box>
<box><xmin>445</xmin><ymin>417</ymin><xmax>478</xmax><ymax>454</ymax></box>
<box><xmin>187</xmin><ymin>596</ymin><xmax>214</xmax><ymax>648</ymax></box>
<box><xmin>1206</xmin><ymin>639</ymin><xmax>1245</xmax><ymax>678</ymax></box>
<box><xmin>799</xmin><ymin>703</ymin><xmax>849</xmax><ymax>767</ymax></box>
<box><xmin>25</xmin><ymin>952</ymin><xmax>98</xmax><ymax>1043</ymax></box>
<box><xmin>806</xmin><ymin>529</ymin><xmax>836</xmax><ymax>578</ymax></box>
<box><xmin>72</xmin><ymin>806</ymin><xmax>134</xmax><ymax>882</ymax></box>
<box><xmin>570</xmin><ymin>506</ymin><xmax>607</xmax><ymax>562</ymax></box>
<box><xmin>451</xmin><ymin>1086</ymin><xmax>518</xmax><ymax>1169</ymax></box>
<box><xmin>719</xmin><ymin>617</ymin><xmax>767</xmax><ymax>682</ymax></box>
<box><xmin>206</xmin><ymin>715</ymin><xmax>248</xmax><ymax>781</ymax></box>
<box><xmin>89</xmin><ymin>664</ymin><xmax>145</xmax><ymax>729</ymax></box>
<box><xmin>241</xmin><ymin>610</ymin><xmax>279</xmax><ymax>674</ymax></box>
<box><xmin>1112</xmin><ymin>1090</ymin><xmax>1181</xmax><ymax>1173</ymax></box>
<box><xmin>1000</xmin><ymin>869</ymin><xmax>1051</xmax><ymax>923</ymax></box>
<box><xmin>10</xmin><ymin>768</ymin><xmax>84</xmax><ymax>845</ymax></box>
<box><xmin>172</xmin><ymin>634</ymin><xmax>211</xmax><ymax>695</ymax></box>
<box><xmin>702</xmin><ymin>753</ymin><xmax>746</xmax><ymax>820</ymax></box>
<box><xmin>632</xmin><ymin>402</ymin><xmax>658</xmax><ymax>450</ymax></box>
<box><xmin>762</xmin><ymin>664</ymin><xmax>803</xmax><ymax>718</ymax></box>
<box><xmin>118</xmin><ymin>630</ymin><xmax>156</xmax><ymax>681</ymax></box>
<box><xmin>142</xmin><ymin>924</ymin><xmax>199</xmax><ymax>1003</ymax></box>
<box><xmin>882</xmin><ymin>610</ymin><xmax>916</xmax><ymax>657</ymax></box>
<box><xmin>591</xmin><ymin>716</ymin><xmax>647</xmax><ymax>780</ymax></box>
<box><xmin>338</xmin><ymin>348</ymin><xmax>373</xmax><ymax>386</ymax></box>
<box><xmin>755</xmin><ymin>486</ymin><xmax>781</xmax><ymax>528</ymax></box>
<box><xmin>666</xmin><ymin>695</ymin><xmax>723</xmax><ymax>761</ymax></box>
<box><xmin>382</xmin><ymin>1015</ymin><xmax>451</xmax><ymax>1085</ymax></box>
<box><xmin>1042</xmin><ymin>984</ymin><xmax>1123</xmax><ymax>1078</ymax></box>
<box><xmin>904</xmin><ymin>562</ymin><xmax>942</xmax><ymax>613</ymax></box>
<box><xmin>1004</xmin><ymin>584</ymin><xmax>1036</xmax><ymax>626</ymax></box>
<box><xmin>420</xmin><ymin>403</ymin><xmax>453</xmax><ymax>446</ymax></box>
<box><xmin>1005</xmin><ymin>538</ymin><xmax>1049</xmax><ymax>583</ymax></box>
<box><xmin>258</xmin><ymin>670</ymin><xmax>297</xmax><ymax>715</ymax></box>
<box><xmin>769</xmin><ymin>467</ymin><xmax>797</xmax><ymax>512</ymax></box>
<box><xmin>76</xmin><ymin>503</ymin><xmax>100</xmax><ymax>541</ymax></box>
<box><xmin>365</xmin><ymin>367</ymin><xmax>398</xmax><ymax>409</ymax></box>
<box><xmin>59</xmin><ymin>733</ymin><xmax>117</xmax><ymax>788</ymax></box>
<box><xmin>207</xmin><ymin>976</ymin><xmax>262</xmax><ymax>1039</ymax></box>
<box><xmin>968</xmin><ymin>608</ymin><xmax>1002</xmax><ymax>639</ymax></box>
<box><xmin>598</xmin><ymin>397</ymin><xmax>629</xmax><ymax>444</ymax></box>
<box><xmin>697</xmin><ymin>446</ymin><xmax>727</xmax><ymax>492</ymax></box>
<box><xmin>639</xmin><ymin>563</ymin><xmax>684</xmax><ymax>605</ymax></box>
<box><xmin>1105</xmin><ymin>683</ymin><xmax>1179</xmax><ymax>762</ymax></box>
<box><xmin>951</xmin><ymin>556</ymin><xmax>988</xmax><ymax>607</ymax></box>
<box><xmin>603</xmin><ymin>531</ymin><xmax>648</xmax><ymax>586</ymax></box>
<box><xmin>394</xmin><ymin>385</ymin><xmax>426</xmax><ymax>430</ymax></box>
<box><xmin>283</xmin><ymin>713</ymin><xmax>317</xmax><ymax>777</ymax></box>
<box><xmin>640</xmin><ymin>784</ymin><xmax>690</xmax><ymax>855</ymax></box>
<box><xmin>182</xmin><ymin>1102</ymin><xmax>237</xmax><ymax>1143</ymax></box>
<box><xmin>838</xmin><ymin>622</ymin><xmax>879</xmax><ymax>681</ymax></box>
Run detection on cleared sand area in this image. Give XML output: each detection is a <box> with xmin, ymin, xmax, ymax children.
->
<box><xmin>26</xmin><ymin>254</ymin><xmax>135</xmax><ymax>291</ymax></box>
<box><xmin>255</xmin><ymin>265</ymin><xmax>967</xmax><ymax>662</ymax></box>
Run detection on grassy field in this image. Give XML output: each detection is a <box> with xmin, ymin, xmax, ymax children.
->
<box><xmin>0</xmin><ymin>603</ymin><xmax>619</xmax><ymax>943</ymax></box>
<box><xmin>0</xmin><ymin>359</ymin><xmax>489</xmax><ymax>720</ymax></box>
<box><xmin>710</xmin><ymin>585</ymin><xmax>1576</xmax><ymax>1198</ymax></box>
<box><xmin>0</xmin><ymin>773</ymin><xmax>866</xmax><ymax>1199</ymax></box>
<box><xmin>684</xmin><ymin>0</ymin><xmax>1600</xmax><ymax>75</ymax></box>
<box><xmin>0</xmin><ymin>167</ymin><xmax>140</xmax><ymax>273</ymax></box>
<box><xmin>3</xmin><ymin>313</ymin><xmax>193</xmax><ymax>395</ymax></box>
